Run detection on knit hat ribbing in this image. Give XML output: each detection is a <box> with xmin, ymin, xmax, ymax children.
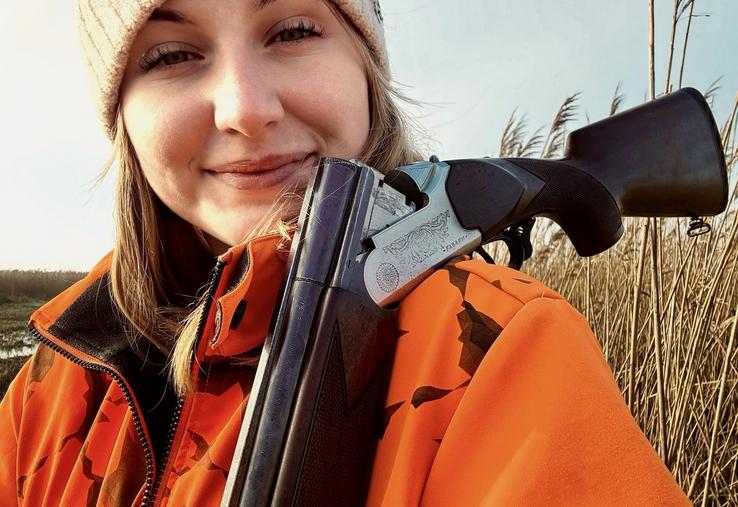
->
<box><xmin>77</xmin><ymin>0</ymin><xmax>387</xmax><ymax>139</ymax></box>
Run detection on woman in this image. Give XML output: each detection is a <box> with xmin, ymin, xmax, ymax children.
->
<box><xmin>0</xmin><ymin>0</ymin><xmax>690</xmax><ymax>505</ymax></box>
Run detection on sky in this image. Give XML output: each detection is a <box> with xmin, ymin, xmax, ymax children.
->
<box><xmin>0</xmin><ymin>0</ymin><xmax>736</xmax><ymax>270</ymax></box>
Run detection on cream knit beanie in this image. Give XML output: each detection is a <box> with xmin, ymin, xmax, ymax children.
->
<box><xmin>77</xmin><ymin>0</ymin><xmax>388</xmax><ymax>139</ymax></box>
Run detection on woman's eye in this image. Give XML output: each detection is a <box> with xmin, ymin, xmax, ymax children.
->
<box><xmin>139</xmin><ymin>46</ymin><xmax>203</xmax><ymax>72</ymax></box>
<box><xmin>271</xmin><ymin>20</ymin><xmax>324</xmax><ymax>44</ymax></box>
<box><xmin>278</xmin><ymin>28</ymin><xmax>311</xmax><ymax>42</ymax></box>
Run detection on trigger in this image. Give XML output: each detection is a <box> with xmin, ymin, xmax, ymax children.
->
<box><xmin>491</xmin><ymin>218</ymin><xmax>536</xmax><ymax>269</ymax></box>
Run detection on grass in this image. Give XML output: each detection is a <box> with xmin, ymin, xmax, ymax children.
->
<box><xmin>0</xmin><ymin>297</ymin><xmax>46</xmax><ymax>397</ymax></box>
<box><xmin>0</xmin><ymin>297</ymin><xmax>47</xmax><ymax>331</ymax></box>
<box><xmin>0</xmin><ymin>271</ymin><xmax>84</xmax><ymax>397</ymax></box>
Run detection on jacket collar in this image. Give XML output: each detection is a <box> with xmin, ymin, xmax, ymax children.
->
<box><xmin>200</xmin><ymin>235</ymin><xmax>289</xmax><ymax>362</ymax></box>
<box><xmin>29</xmin><ymin>234</ymin><xmax>288</xmax><ymax>372</ymax></box>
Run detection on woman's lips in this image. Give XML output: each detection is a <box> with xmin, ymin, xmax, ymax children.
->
<box><xmin>205</xmin><ymin>153</ymin><xmax>315</xmax><ymax>190</ymax></box>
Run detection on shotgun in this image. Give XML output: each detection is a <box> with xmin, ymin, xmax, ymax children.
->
<box><xmin>222</xmin><ymin>87</ymin><xmax>728</xmax><ymax>506</ymax></box>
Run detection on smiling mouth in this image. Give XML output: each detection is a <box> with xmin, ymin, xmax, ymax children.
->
<box><xmin>205</xmin><ymin>153</ymin><xmax>316</xmax><ymax>191</ymax></box>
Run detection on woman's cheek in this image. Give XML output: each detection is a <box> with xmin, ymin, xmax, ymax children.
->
<box><xmin>124</xmin><ymin>94</ymin><xmax>209</xmax><ymax>216</ymax></box>
<box><xmin>126</xmin><ymin>92</ymin><xmax>204</xmax><ymax>170</ymax></box>
<box><xmin>306</xmin><ymin>57</ymin><xmax>370</xmax><ymax>157</ymax></box>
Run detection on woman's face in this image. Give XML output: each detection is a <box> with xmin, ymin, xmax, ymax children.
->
<box><xmin>121</xmin><ymin>0</ymin><xmax>370</xmax><ymax>252</ymax></box>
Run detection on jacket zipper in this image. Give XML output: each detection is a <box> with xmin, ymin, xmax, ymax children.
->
<box><xmin>28</xmin><ymin>324</ymin><xmax>157</xmax><ymax>503</ymax></box>
<box><xmin>147</xmin><ymin>397</ymin><xmax>184</xmax><ymax>505</ymax></box>
<box><xmin>147</xmin><ymin>259</ymin><xmax>227</xmax><ymax>505</ymax></box>
<box><xmin>27</xmin><ymin>259</ymin><xmax>227</xmax><ymax>507</ymax></box>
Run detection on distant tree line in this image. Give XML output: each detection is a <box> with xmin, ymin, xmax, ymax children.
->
<box><xmin>0</xmin><ymin>270</ymin><xmax>86</xmax><ymax>302</ymax></box>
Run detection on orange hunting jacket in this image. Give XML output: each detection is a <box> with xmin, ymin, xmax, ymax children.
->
<box><xmin>0</xmin><ymin>235</ymin><xmax>689</xmax><ymax>506</ymax></box>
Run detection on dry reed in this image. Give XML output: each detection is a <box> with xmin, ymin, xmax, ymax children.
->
<box><xmin>502</xmin><ymin>76</ymin><xmax>738</xmax><ymax>507</ymax></box>
<box><xmin>487</xmin><ymin>84</ymin><xmax>737</xmax><ymax>500</ymax></box>
<box><xmin>522</xmin><ymin>152</ymin><xmax>737</xmax><ymax>504</ymax></box>
<box><xmin>488</xmin><ymin>3</ymin><xmax>737</xmax><ymax>501</ymax></box>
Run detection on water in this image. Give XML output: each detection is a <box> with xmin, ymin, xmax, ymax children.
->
<box><xmin>0</xmin><ymin>330</ymin><xmax>36</xmax><ymax>359</ymax></box>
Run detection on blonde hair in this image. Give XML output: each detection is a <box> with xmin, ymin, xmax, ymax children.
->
<box><xmin>109</xmin><ymin>5</ymin><xmax>423</xmax><ymax>396</ymax></box>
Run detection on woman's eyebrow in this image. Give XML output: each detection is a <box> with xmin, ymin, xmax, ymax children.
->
<box><xmin>148</xmin><ymin>1</ymin><xmax>278</xmax><ymax>24</ymax></box>
<box><xmin>253</xmin><ymin>0</ymin><xmax>278</xmax><ymax>9</ymax></box>
<box><xmin>148</xmin><ymin>8</ymin><xmax>193</xmax><ymax>24</ymax></box>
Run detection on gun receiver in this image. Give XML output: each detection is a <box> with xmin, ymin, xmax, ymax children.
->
<box><xmin>222</xmin><ymin>87</ymin><xmax>728</xmax><ymax>506</ymax></box>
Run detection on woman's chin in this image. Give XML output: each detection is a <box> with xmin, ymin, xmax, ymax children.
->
<box><xmin>204</xmin><ymin>221</ymin><xmax>267</xmax><ymax>251</ymax></box>
<box><xmin>196</xmin><ymin>199</ymin><xmax>302</xmax><ymax>253</ymax></box>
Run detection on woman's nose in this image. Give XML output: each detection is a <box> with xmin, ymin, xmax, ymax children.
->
<box><xmin>212</xmin><ymin>61</ymin><xmax>285</xmax><ymax>137</ymax></box>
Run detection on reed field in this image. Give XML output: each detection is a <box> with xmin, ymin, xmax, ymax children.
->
<box><xmin>520</xmin><ymin>204</ymin><xmax>738</xmax><ymax>505</ymax></box>
<box><xmin>490</xmin><ymin>2</ymin><xmax>738</xmax><ymax>503</ymax></box>
<box><xmin>0</xmin><ymin>0</ymin><xmax>736</xmax><ymax>504</ymax></box>
<box><xmin>0</xmin><ymin>269</ymin><xmax>87</xmax><ymax>303</ymax></box>
<box><xmin>517</xmin><ymin>156</ymin><xmax>738</xmax><ymax>505</ymax></box>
